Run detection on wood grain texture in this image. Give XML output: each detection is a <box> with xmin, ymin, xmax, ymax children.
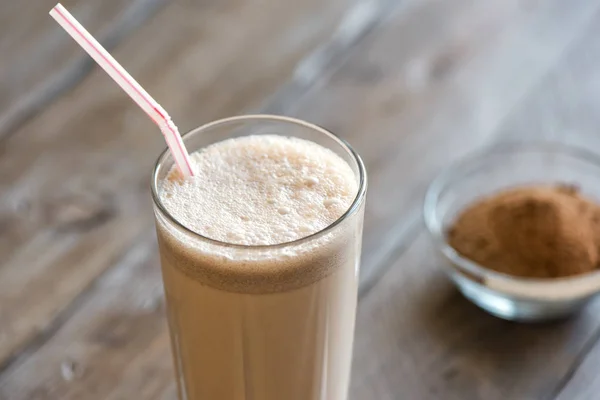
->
<box><xmin>0</xmin><ymin>0</ymin><xmax>352</xmax><ymax>375</ymax></box>
<box><xmin>285</xmin><ymin>0</ymin><xmax>600</xmax><ymax>292</ymax></box>
<box><xmin>554</xmin><ymin>332</ymin><xmax>600</xmax><ymax>400</ymax></box>
<box><xmin>351</xmin><ymin>232</ymin><xmax>600</xmax><ymax>400</ymax></box>
<box><xmin>261</xmin><ymin>0</ymin><xmax>401</xmax><ymax>115</ymax></box>
<box><xmin>350</xmin><ymin>4</ymin><xmax>600</xmax><ymax>400</ymax></box>
<box><xmin>0</xmin><ymin>0</ymin><xmax>167</xmax><ymax>139</ymax></box>
<box><xmin>0</xmin><ymin>237</ymin><xmax>174</xmax><ymax>400</ymax></box>
<box><xmin>493</xmin><ymin>10</ymin><xmax>600</xmax><ymax>400</ymax></box>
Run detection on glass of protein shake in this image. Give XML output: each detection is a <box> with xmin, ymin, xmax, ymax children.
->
<box><xmin>151</xmin><ymin>115</ymin><xmax>367</xmax><ymax>400</ymax></box>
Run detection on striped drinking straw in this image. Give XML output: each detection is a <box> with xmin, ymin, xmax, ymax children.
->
<box><xmin>50</xmin><ymin>3</ymin><xmax>195</xmax><ymax>177</ymax></box>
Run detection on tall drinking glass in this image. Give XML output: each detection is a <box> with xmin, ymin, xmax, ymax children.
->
<box><xmin>151</xmin><ymin>115</ymin><xmax>367</xmax><ymax>400</ymax></box>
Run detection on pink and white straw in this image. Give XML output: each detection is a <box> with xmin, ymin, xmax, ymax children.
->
<box><xmin>50</xmin><ymin>3</ymin><xmax>195</xmax><ymax>177</ymax></box>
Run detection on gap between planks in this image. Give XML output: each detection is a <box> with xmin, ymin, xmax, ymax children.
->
<box><xmin>260</xmin><ymin>0</ymin><xmax>410</xmax><ymax>115</ymax></box>
<box><xmin>0</xmin><ymin>234</ymin><xmax>155</xmax><ymax>378</ymax></box>
<box><xmin>0</xmin><ymin>0</ymin><xmax>168</xmax><ymax>142</ymax></box>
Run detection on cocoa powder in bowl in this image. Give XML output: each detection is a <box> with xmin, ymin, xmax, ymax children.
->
<box><xmin>447</xmin><ymin>185</ymin><xmax>600</xmax><ymax>278</ymax></box>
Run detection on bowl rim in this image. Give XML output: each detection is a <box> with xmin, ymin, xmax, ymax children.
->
<box><xmin>423</xmin><ymin>141</ymin><xmax>600</xmax><ymax>301</ymax></box>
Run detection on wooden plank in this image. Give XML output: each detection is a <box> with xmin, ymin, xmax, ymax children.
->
<box><xmin>0</xmin><ymin>0</ymin><xmax>353</xmax><ymax>373</ymax></box>
<box><xmin>498</xmin><ymin>38</ymin><xmax>600</xmax><ymax>151</ymax></box>
<box><xmin>284</xmin><ymin>0</ymin><xmax>600</xmax><ymax>293</ymax></box>
<box><xmin>260</xmin><ymin>0</ymin><xmax>402</xmax><ymax>115</ymax></box>
<box><xmin>491</xmin><ymin>8</ymin><xmax>600</xmax><ymax>399</ymax></box>
<box><xmin>0</xmin><ymin>0</ymin><xmax>166</xmax><ymax>139</ymax></box>
<box><xmin>351</xmin><ymin>232</ymin><xmax>600</xmax><ymax>400</ymax></box>
<box><xmin>554</xmin><ymin>334</ymin><xmax>600</xmax><ymax>400</ymax></box>
<box><xmin>0</xmin><ymin>237</ymin><xmax>176</xmax><ymax>400</ymax></box>
<box><xmin>1</xmin><ymin>0</ymin><xmax>597</xmax><ymax>398</ymax></box>
<box><xmin>350</xmin><ymin>4</ymin><xmax>600</xmax><ymax>400</ymax></box>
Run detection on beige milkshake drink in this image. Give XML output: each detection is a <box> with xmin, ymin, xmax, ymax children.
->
<box><xmin>152</xmin><ymin>116</ymin><xmax>366</xmax><ymax>400</ymax></box>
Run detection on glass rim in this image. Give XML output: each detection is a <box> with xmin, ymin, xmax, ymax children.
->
<box><xmin>151</xmin><ymin>114</ymin><xmax>367</xmax><ymax>250</ymax></box>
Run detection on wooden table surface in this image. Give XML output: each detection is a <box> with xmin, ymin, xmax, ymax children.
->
<box><xmin>3</xmin><ymin>0</ymin><xmax>600</xmax><ymax>399</ymax></box>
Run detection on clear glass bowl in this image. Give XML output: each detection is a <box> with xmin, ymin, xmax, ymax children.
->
<box><xmin>424</xmin><ymin>142</ymin><xmax>600</xmax><ymax>321</ymax></box>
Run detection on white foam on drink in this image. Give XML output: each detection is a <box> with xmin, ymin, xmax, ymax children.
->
<box><xmin>160</xmin><ymin>135</ymin><xmax>358</xmax><ymax>246</ymax></box>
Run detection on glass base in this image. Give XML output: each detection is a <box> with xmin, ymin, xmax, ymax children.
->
<box><xmin>450</xmin><ymin>273</ymin><xmax>589</xmax><ymax>322</ymax></box>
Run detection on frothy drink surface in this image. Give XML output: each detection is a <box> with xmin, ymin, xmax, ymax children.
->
<box><xmin>156</xmin><ymin>135</ymin><xmax>363</xmax><ymax>400</ymax></box>
<box><xmin>160</xmin><ymin>135</ymin><xmax>357</xmax><ymax>245</ymax></box>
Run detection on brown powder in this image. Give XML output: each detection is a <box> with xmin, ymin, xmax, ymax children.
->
<box><xmin>447</xmin><ymin>185</ymin><xmax>600</xmax><ymax>278</ymax></box>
